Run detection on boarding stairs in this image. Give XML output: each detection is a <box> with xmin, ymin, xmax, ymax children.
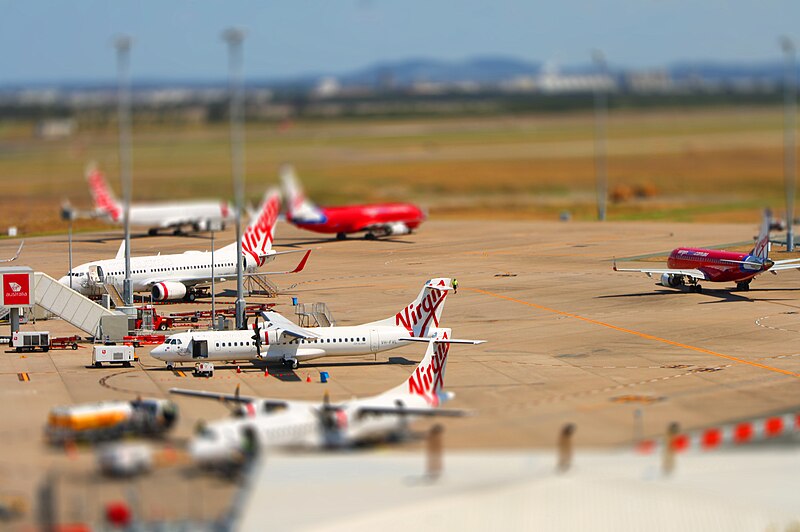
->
<box><xmin>102</xmin><ymin>282</ymin><xmax>125</xmax><ymax>308</ymax></box>
<box><xmin>32</xmin><ymin>272</ymin><xmax>121</xmax><ymax>337</ymax></box>
<box><xmin>295</xmin><ymin>302</ymin><xmax>335</xmax><ymax>328</ymax></box>
<box><xmin>245</xmin><ymin>273</ymin><xmax>278</xmax><ymax>298</ymax></box>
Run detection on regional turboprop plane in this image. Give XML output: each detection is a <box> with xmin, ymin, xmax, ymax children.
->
<box><xmin>171</xmin><ymin>332</ymin><xmax>484</xmax><ymax>463</ymax></box>
<box><xmin>614</xmin><ymin>211</ymin><xmax>800</xmax><ymax>292</ymax></box>
<box><xmin>281</xmin><ymin>165</ymin><xmax>426</xmax><ymax>240</ymax></box>
<box><xmin>150</xmin><ymin>278</ymin><xmax>454</xmax><ymax>370</ymax></box>
<box><xmin>86</xmin><ymin>164</ymin><xmax>234</xmax><ymax>235</ymax></box>
<box><xmin>59</xmin><ymin>189</ymin><xmax>310</xmax><ymax>302</ymax></box>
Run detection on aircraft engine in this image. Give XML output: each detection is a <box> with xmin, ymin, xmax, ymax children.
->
<box><xmin>385</xmin><ymin>222</ymin><xmax>411</xmax><ymax>236</ymax></box>
<box><xmin>151</xmin><ymin>281</ymin><xmax>187</xmax><ymax>301</ymax></box>
<box><xmin>265</xmin><ymin>330</ymin><xmax>280</xmax><ymax>345</ymax></box>
<box><xmin>660</xmin><ymin>274</ymin><xmax>683</xmax><ymax>288</ymax></box>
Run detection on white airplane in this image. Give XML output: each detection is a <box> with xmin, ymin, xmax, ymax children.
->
<box><xmin>59</xmin><ymin>189</ymin><xmax>310</xmax><ymax>302</ymax></box>
<box><xmin>150</xmin><ymin>278</ymin><xmax>454</xmax><ymax>370</ymax></box>
<box><xmin>171</xmin><ymin>331</ymin><xmax>484</xmax><ymax>463</ymax></box>
<box><xmin>86</xmin><ymin>164</ymin><xmax>234</xmax><ymax>235</ymax></box>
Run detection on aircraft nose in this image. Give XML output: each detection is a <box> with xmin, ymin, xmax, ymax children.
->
<box><xmin>150</xmin><ymin>345</ymin><xmax>166</xmax><ymax>359</ymax></box>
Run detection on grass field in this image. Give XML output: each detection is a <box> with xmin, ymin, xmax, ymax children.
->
<box><xmin>0</xmin><ymin>105</ymin><xmax>795</xmax><ymax>235</ymax></box>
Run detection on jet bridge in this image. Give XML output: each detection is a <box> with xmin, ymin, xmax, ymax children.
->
<box><xmin>32</xmin><ymin>272</ymin><xmax>126</xmax><ymax>339</ymax></box>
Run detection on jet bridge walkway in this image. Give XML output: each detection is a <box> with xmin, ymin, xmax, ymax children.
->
<box><xmin>33</xmin><ymin>272</ymin><xmax>122</xmax><ymax>337</ymax></box>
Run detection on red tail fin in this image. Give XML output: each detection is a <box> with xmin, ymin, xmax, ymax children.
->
<box><xmin>86</xmin><ymin>164</ymin><xmax>122</xmax><ymax>222</ymax></box>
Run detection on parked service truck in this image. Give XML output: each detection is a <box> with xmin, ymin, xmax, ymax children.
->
<box><xmin>45</xmin><ymin>398</ymin><xmax>178</xmax><ymax>444</ymax></box>
<box><xmin>11</xmin><ymin>331</ymin><xmax>50</xmax><ymax>352</ymax></box>
<box><xmin>92</xmin><ymin>344</ymin><xmax>135</xmax><ymax>367</ymax></box>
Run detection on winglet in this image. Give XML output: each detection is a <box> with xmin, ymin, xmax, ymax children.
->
<box><xmin>291</xmin><ymin>249</ymin><xmax>312</xmax><ymax>273</ymax></box>
<box><xmin>0</xmin><ymin>240</ymin><xmax>24</xmax><ymax>263</ymax></box>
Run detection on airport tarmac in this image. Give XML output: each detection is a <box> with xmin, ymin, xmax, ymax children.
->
<box><xmin>1</xmin><ymin>218</ymin><xmax>800</xmax><ymax>525</ymax></box>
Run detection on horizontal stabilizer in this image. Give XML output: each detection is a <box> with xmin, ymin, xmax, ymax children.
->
<box><xmin>399</xmin><ymin>338</ymin><xmax>486</xmax><ymax>345</ymax></box>
<box><xmin>355</xmin><ymin>406</ymin><xmax>470</xmax><ymax>417</ymax></box>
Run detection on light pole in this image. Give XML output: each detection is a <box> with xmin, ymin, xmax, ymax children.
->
<box><xmin>115</xmin><ymin>35</ymin><xmax>134</xmax><ymax>307</ymax></box>
<box><xmin>60</xmin><ymin>204</ymin><xmax>75</xmax><ymax>290</ymax></box>
<box><xmin>223</xmin><ymin>27</ymin><xmax>247</xmax><ymax>329</ymax></box>
<box><xmin>781</xmin><ymin>36</ymin><xmax>797</xmax><ymax>251</ymax></box>
<box><xmin>592</xmin><ymin>50</ymin><xmax>609</xmax><ymax>222</ymax></box>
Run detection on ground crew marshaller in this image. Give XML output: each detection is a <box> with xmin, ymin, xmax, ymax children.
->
<box><xmin>452</xmin><ymin>278</ymin><xmax>459</xmax><ymax>294</ymax></box>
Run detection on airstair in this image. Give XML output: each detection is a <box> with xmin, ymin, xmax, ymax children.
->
<box><xmin>244</xmin><ymin>274</ymin><xmax>278</xmax><ymax>298</ymax></box>
<box><xmin>102</xmin><ymin>282</ymin><xmax>125</xmax><ymax>308</ymax></box>
<box><xmin>295</xmin><ymin>302</ymin><xmax>335</xmax><ymax>328</ymax></box>
<box><xmin>33</xmin><ymin>272</ymin><xmax>121</xmax><ymax>337</ymax></box>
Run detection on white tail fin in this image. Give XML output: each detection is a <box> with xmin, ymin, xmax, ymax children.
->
<box><xmin>367</xmin><ymin>278</ymin><xmax>451</xmax><ymax>337</ymax></box>
<box><xmin>222</xmin><ymin>188</ymin><xmax>281</xmax><ymax>266</ymax></box>
<box><xmin>85</xmin><ymin>163</ymin><xmax>122</xmax><ymax>222</ymax></box>
<box><xmin>751</xmin><ymin>209</ymin><xmax>771</xmax><ymax>259</ymax></box>
<box><xmin>280</xmin><ymin>164</ymin><xmax>326</xmax><ymax>224</ymax></box>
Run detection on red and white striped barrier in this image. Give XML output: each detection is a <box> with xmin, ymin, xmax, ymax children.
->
<box><xmin>637</xmin><ymin>412</ymin><xmax>800</xmax><ymax>454</ymax></box>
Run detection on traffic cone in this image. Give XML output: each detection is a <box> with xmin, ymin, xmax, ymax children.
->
<box><xmin>236</xmin><ymin>366</ymin><xmax>241</xmax><ymax>374</ymax></box>
<box><xmin>264</xmin><ymin>368</ymin><xmax>269</xmax><ymax>377</ymax></box>
<box><xmin>306</xmin><ymin>374</ymin><xmax>312</xmax><ymax>383</ymax></box>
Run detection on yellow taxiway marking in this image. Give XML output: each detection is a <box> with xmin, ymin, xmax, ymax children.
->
<box><xmin>468</xmin><ymin>287</ymin><xmax>800</xmax><ymax>379</ymax></box>
<box><xmin>17</xmin><ymin>372</ymin><xmax>29</xmax><ymax>382</ymax></box>
<box><xmin>173</xmin><ymin>370</ymin><xmax>186</xmax><ymax>378</ymax></box>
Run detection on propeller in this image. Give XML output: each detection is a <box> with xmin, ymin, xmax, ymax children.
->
<box><xmin>251</xmin><ymin>315</ymin><xmax>263</xmax><ymax>358</ymax></box>
<box><xmin>315</xmin><ymin>391</ymin><xmax>346</xmax><ymax>448</ymax></box>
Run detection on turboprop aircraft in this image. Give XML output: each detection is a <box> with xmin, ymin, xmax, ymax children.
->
<box><xmin>171</xmin><ymin>332</ymin><xmax>484</xmax><ymax>463</ymax></box>
<box><xmin>281</xmin><ymin>165</ymin><xmax>426</xmax><ymax>240</ymax></box>
<box><xmin>86</xmin><ymin>164</ymin><xmax>234</xmax><ymax>235</ymax></box>
<box><xmin>59</xmin><ymin>189</ymin><xmax>310</xmax><ymax>302</ymax></box>
<box><xmin>614</xmin><ymin>211</ymin><xmax>800</xmax><ymax>292</ymax></box>
<box><xmin>150</xmin><ymin>278</ymin><xmax>454</xmax><ymax>369</ymax></box>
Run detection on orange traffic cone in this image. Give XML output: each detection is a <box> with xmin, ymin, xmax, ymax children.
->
<box><xmin>236</xmin><ymin>366</ymin><xmax>241</xmax><ymax>374</ymax></box>
<box><xmin>264</xmin><ymin>368</ymin><xmax>269</xmax><ymax>377</ymax></box>
<box><xmin>306</xmin><ymin>374</ymin><xmax>312</xmax><ymax>383</ymax></box>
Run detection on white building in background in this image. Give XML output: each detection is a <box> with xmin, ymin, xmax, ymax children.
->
<box><xmin>538</xmin><ymin>61</ymin><xmax>616</xmax><ymax>94</ymax></box>
<box><xmin>313</xmin><ymin>77</ymin><xmax>341</xmax><ymax>98</ymax></box>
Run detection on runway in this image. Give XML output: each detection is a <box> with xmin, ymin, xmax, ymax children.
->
<box><xmin>1</xmin><ymin>218</ymin><xmax>799</xmax><ymax>523</ymax></box>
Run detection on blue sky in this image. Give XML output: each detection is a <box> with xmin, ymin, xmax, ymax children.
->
<box><xmin>0</xmin><ymin>0</ymin><xmax>798</xmax><ymax>82</ymax></box>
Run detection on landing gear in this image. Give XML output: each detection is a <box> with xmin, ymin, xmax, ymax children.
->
<box><xmin>690</xmin><ymin>284</ymin><xmax>703</xmax><ymax>294</ymax></box>
<box><xmin>166</xmin><ymin>363</ymin><xmax>174</xmax><ymax>371</ymax></box>
<box><xmin>736</xmin><ymin>280</ymin><xmax>751</xmax><ymax>291</ymax></box>
<box><xmin>364</xmin><ymin>232</ymin><xmax>377</xmax><ymax>240</ymax></box>
<box><xmin>148</xmin><ymin>228</ymin><xmax>158</xmax><ymax>236</ymax></box>
<box><xmin>185</xmin><ymin>290</ymin><xmax>197</xmax><ymax>302</ymax></box>
<box><xmin>283</xmin><ymin>358</ymin><xmax>299</xmax><ymax>370</ymax></box>
<box><xmin>336</xmin><ymin>232</ymin><xmax>347</xmax><ymax>240</ymax></box>
<box><xmin>173</xmin><ymin>228</ymin><xmax>184</xmax><ymax>236</ymax></box>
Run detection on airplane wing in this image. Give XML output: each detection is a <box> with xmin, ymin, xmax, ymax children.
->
<box><xmin>169</xmin><ymin>388</ymin><xmax>289</xmax><ymax>409</ymax></box>
<box><xmin>354</xmin><ymin>405</ymin><xmax>469</xmax><ymax>417</ymax></box>
<box><xmin>613</xmin><ymin>263</ymin><xmax>708</xmax><ymax>281</ymax></box>
<box><xmin>261</xmin><ymin>311</ymin><xmax>319</xmax><ymax>339</ymax></box>
<box><xmin>142</xmin><ymin>250</ymin><xmax>312</xmax><ymax>288</ymax></box>
<box><xmin>247</xmin><ymin>249</ymin><xmax>312</xmax><ymax>275</ymax></box>
<box><xmin>0</xmin><ymin>241</ymin><xmax>24</xmax><ymax>263</ymax></box>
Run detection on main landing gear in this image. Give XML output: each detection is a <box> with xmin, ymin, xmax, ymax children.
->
<box><xmin>282</xmin><ymin>358</ymin><xmax>299</xmax><ymax>370</ymax></box>
<box><xmin>689</xmin><ymin>283</ymin><xmax>703</xmax><ymax>294</ymax></box>
<box><xmin>736</xmin><ymin>280</ymin><xmax>752</xmax><ymax>291</ymax></box>
<box><xmin>336</xmin><ymin>232</ymin><xmax>347</xmax><ymax>240</ymax></box>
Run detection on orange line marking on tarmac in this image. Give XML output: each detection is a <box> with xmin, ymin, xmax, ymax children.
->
<box><xmin>468</xmin><ymin>287</ymin><xmax>800</xmax><ymax>379</ymax></box>
<box><xmin>17</xmin><ymin>372</ymin><xmax>29</xmax><ymax>382</ymax></box>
